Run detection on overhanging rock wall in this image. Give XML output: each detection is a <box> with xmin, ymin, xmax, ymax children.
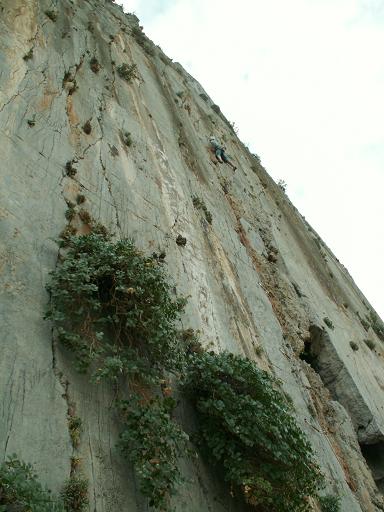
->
<box><xmin>1</xmin><ymin>0</ymin><xmax>384</xmax><ymax>510</ymax></box>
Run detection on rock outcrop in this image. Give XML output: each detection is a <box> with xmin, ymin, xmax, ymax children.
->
<box><xmin>1</xmin><ymin>0</ymin><xmax>384</xmax><ymax>510</ymax></box>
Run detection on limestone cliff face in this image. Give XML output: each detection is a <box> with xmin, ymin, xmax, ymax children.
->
<box><xmin>1</xmin><ymin>1</ymin><xmax>384</xmax><ymax>510</ymax></box>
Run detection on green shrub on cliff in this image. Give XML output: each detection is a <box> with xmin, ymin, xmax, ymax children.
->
<box><xmin>118</xmin><ymin>396</ymin><xmax>189</xmax><ymax>510</ymax></box>
<box><xmin>0</xmin><ymin>456</ymin><xmax>64</xmax><ymax>511</ymax></box>
<box><xmin>46</xmin><ymin>232</ymin><xmax>187</xmax><ymax>381</ymax></box>
<box><xmin>182</xmin><ymin>351</ymin><xmax>323</xmax><ymax>511</ymax></box>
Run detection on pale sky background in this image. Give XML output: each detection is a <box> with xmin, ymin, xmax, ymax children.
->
<box><xmin>122</xmin><ymin>0</ymin><xmax>384</xmax><ymax>319</ymax></box>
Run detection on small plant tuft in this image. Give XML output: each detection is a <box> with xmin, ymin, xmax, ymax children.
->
<box><xmin>360</xmin><ymin>317</ymin><xmax>370</xmax><ymax>331</ymax></box>
<box><xmin>319</xmin><ymin>494</ymin><xmax>341</xmax><ymax>512</ymax></box>
<box><xmin>368</xmin><ymin>310</ymin><xmax>384</xmax><ymax>341</ymax></box>
<box><xmin>65</xmin><ymin>161</ymin><xmax>77</xmax><ymax>177</ymax></box>
<box><xmin>364</xmin><ymin>339</ymin><xmax>375</xmax><ymax>351</ymax></box>
<box><xmin>68</xmin><ymin>416</ymin><xmax>82</xmax><ymax>448</ymax></box>
<box><xmin>117</xmin><ymin>63</ymin><xmax>139</xmax><ymax>82</ymax></box>
<box><xmin>90</xmin><ymin>57</ymin><xmax>101</xmax><ymax>73</ymax></box>
<box><xmin>23</xmin><ymin>48</ymin><xmax>33</xmax><ymax>61</ymax></box>
<box><xmin>323</xmin><ymin>317</ymin><xmax>334</xmax><ymax>330</ymax></box>
<box><xmin>45</xmin><ymin>10</ymin><xmax>58</xmax><ymax>22</ymax></box>
<box><xmin>76</xmin><ymin>194</ymin><xmax>86</xmax><ymax>205</ymax></box>
<box><xmin>61</xmin><ymin>475</ymin><xmax>88</xmax><ymax>512</ymax></box>
<box><xmin>277</xmin><ymin>179</ymin><xmax>287</xmax><ymax>192</ymax></box>
<box><xmin>176</xmin><ymin>234</ymin><xmax>187</xmax><ymax>246</ymax></box>
<box><xmin>349</xmin><ymin>341</ymin><xmax>359</xmax><ymax>351</ymax></box>
<box><xmin>131</xmin><ymin>25</ymin><xmax>155</xmax><ymax>55</ymax></box>
<box><xmin>122</xmin><ymin>131</ymin><xmax>132</xmax><ymax>146</ymax></box>
<box><xmin>82</xmin><ymin>120</ymin><xmax>92</xmax><ymax>135</ymax></box>
<box><xmin>192</xmin><ymin>195</ymin><xmax>213</xmax><ymax>224</ymax></box>
<box><xmin>70</xmin><ymin>457</ymin><xmax>82</xmax><ymax>471</ymax></box>
<box><xmin>65</xmin><ymin>206</ymin><xmax>76</xmax><ymax>221</ymax></box>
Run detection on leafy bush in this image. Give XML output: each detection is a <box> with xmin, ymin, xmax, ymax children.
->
<box><xmin>117</xmin><ymin>63</ymin><xmax>139</xmax><ymax>82</ymax></box>
<box><xmin>319</xmin><ymin>494</ymin><xmax>340</xmax><ymax>512</ymax></box>
<box><xmin>0</xmin><ymin>455</ymin><xmax>64</xmax><ymax>511</ymax></box>
<box><xmin>349</xmin><ymin>341</ymin><xmax>359</xmax><ymax>351</ymax></box>
<box><xmin>46</xmin><ymin>233</ymin><xmax>186</xmax><ymax>380</ymax></box>
<box><xmin>182</xmin><ymin>351</ymin><xmax>323</xmax><ymax>511</ymax></box>
<box><xmin>119</xmin><ymin>396</ymin><xmax>189</xmax><ymax>510</ymax></box>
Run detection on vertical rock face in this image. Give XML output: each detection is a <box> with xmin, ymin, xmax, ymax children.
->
<box><xmin>1</xmin><ymin>0</ymin><xmax>384</xmax><ymax>510</ymax></box>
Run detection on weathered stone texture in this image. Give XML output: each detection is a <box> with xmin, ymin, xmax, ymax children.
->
<box><xmin>1</xmin><ymin>0</ymin><xmax>384</xmax><ymax>510</ymax></box>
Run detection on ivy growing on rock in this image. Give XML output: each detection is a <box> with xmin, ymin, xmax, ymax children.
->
<box><xmin>182</xmin><ymin>351</ymin><xmax>323</xmax><ymax>511</ymax></box>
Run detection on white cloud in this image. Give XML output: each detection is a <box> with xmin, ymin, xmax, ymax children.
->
<box><xmin>122</xmin><ymin>0</ymin><xmax>384</xmax><ymax>318</ymax></box>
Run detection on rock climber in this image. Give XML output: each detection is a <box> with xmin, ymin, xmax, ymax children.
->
<box><xmin>209</xmin><ymin>136</ymin><xmax>237</xmax><ymax>171</ymax></box>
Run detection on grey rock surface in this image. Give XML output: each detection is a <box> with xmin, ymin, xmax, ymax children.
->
<box><xmin>1</xmin><ymin>0</ymin><xmax>384</xmax><ymax>510</ymax></box>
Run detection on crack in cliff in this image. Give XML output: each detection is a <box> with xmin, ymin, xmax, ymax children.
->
<box><xmin>2</xmin><ymin>353</ymin><xmax>17</xmax><ymax>458</ymax></box>
<box><xmin>0</xmin><ymin>70</ymin><xmax>30</xmax><ymax>115</ymax></box>
<box><xmin>99</xmin><ymin>148</ymin><xmax>122</xmax><ymax>234</ymax></box>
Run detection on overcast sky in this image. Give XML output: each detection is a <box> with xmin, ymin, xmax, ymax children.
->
<box><xmin>122</xmin><ymin>0</ymin><xmax>384</xmax><ymax>319</ymax></box>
